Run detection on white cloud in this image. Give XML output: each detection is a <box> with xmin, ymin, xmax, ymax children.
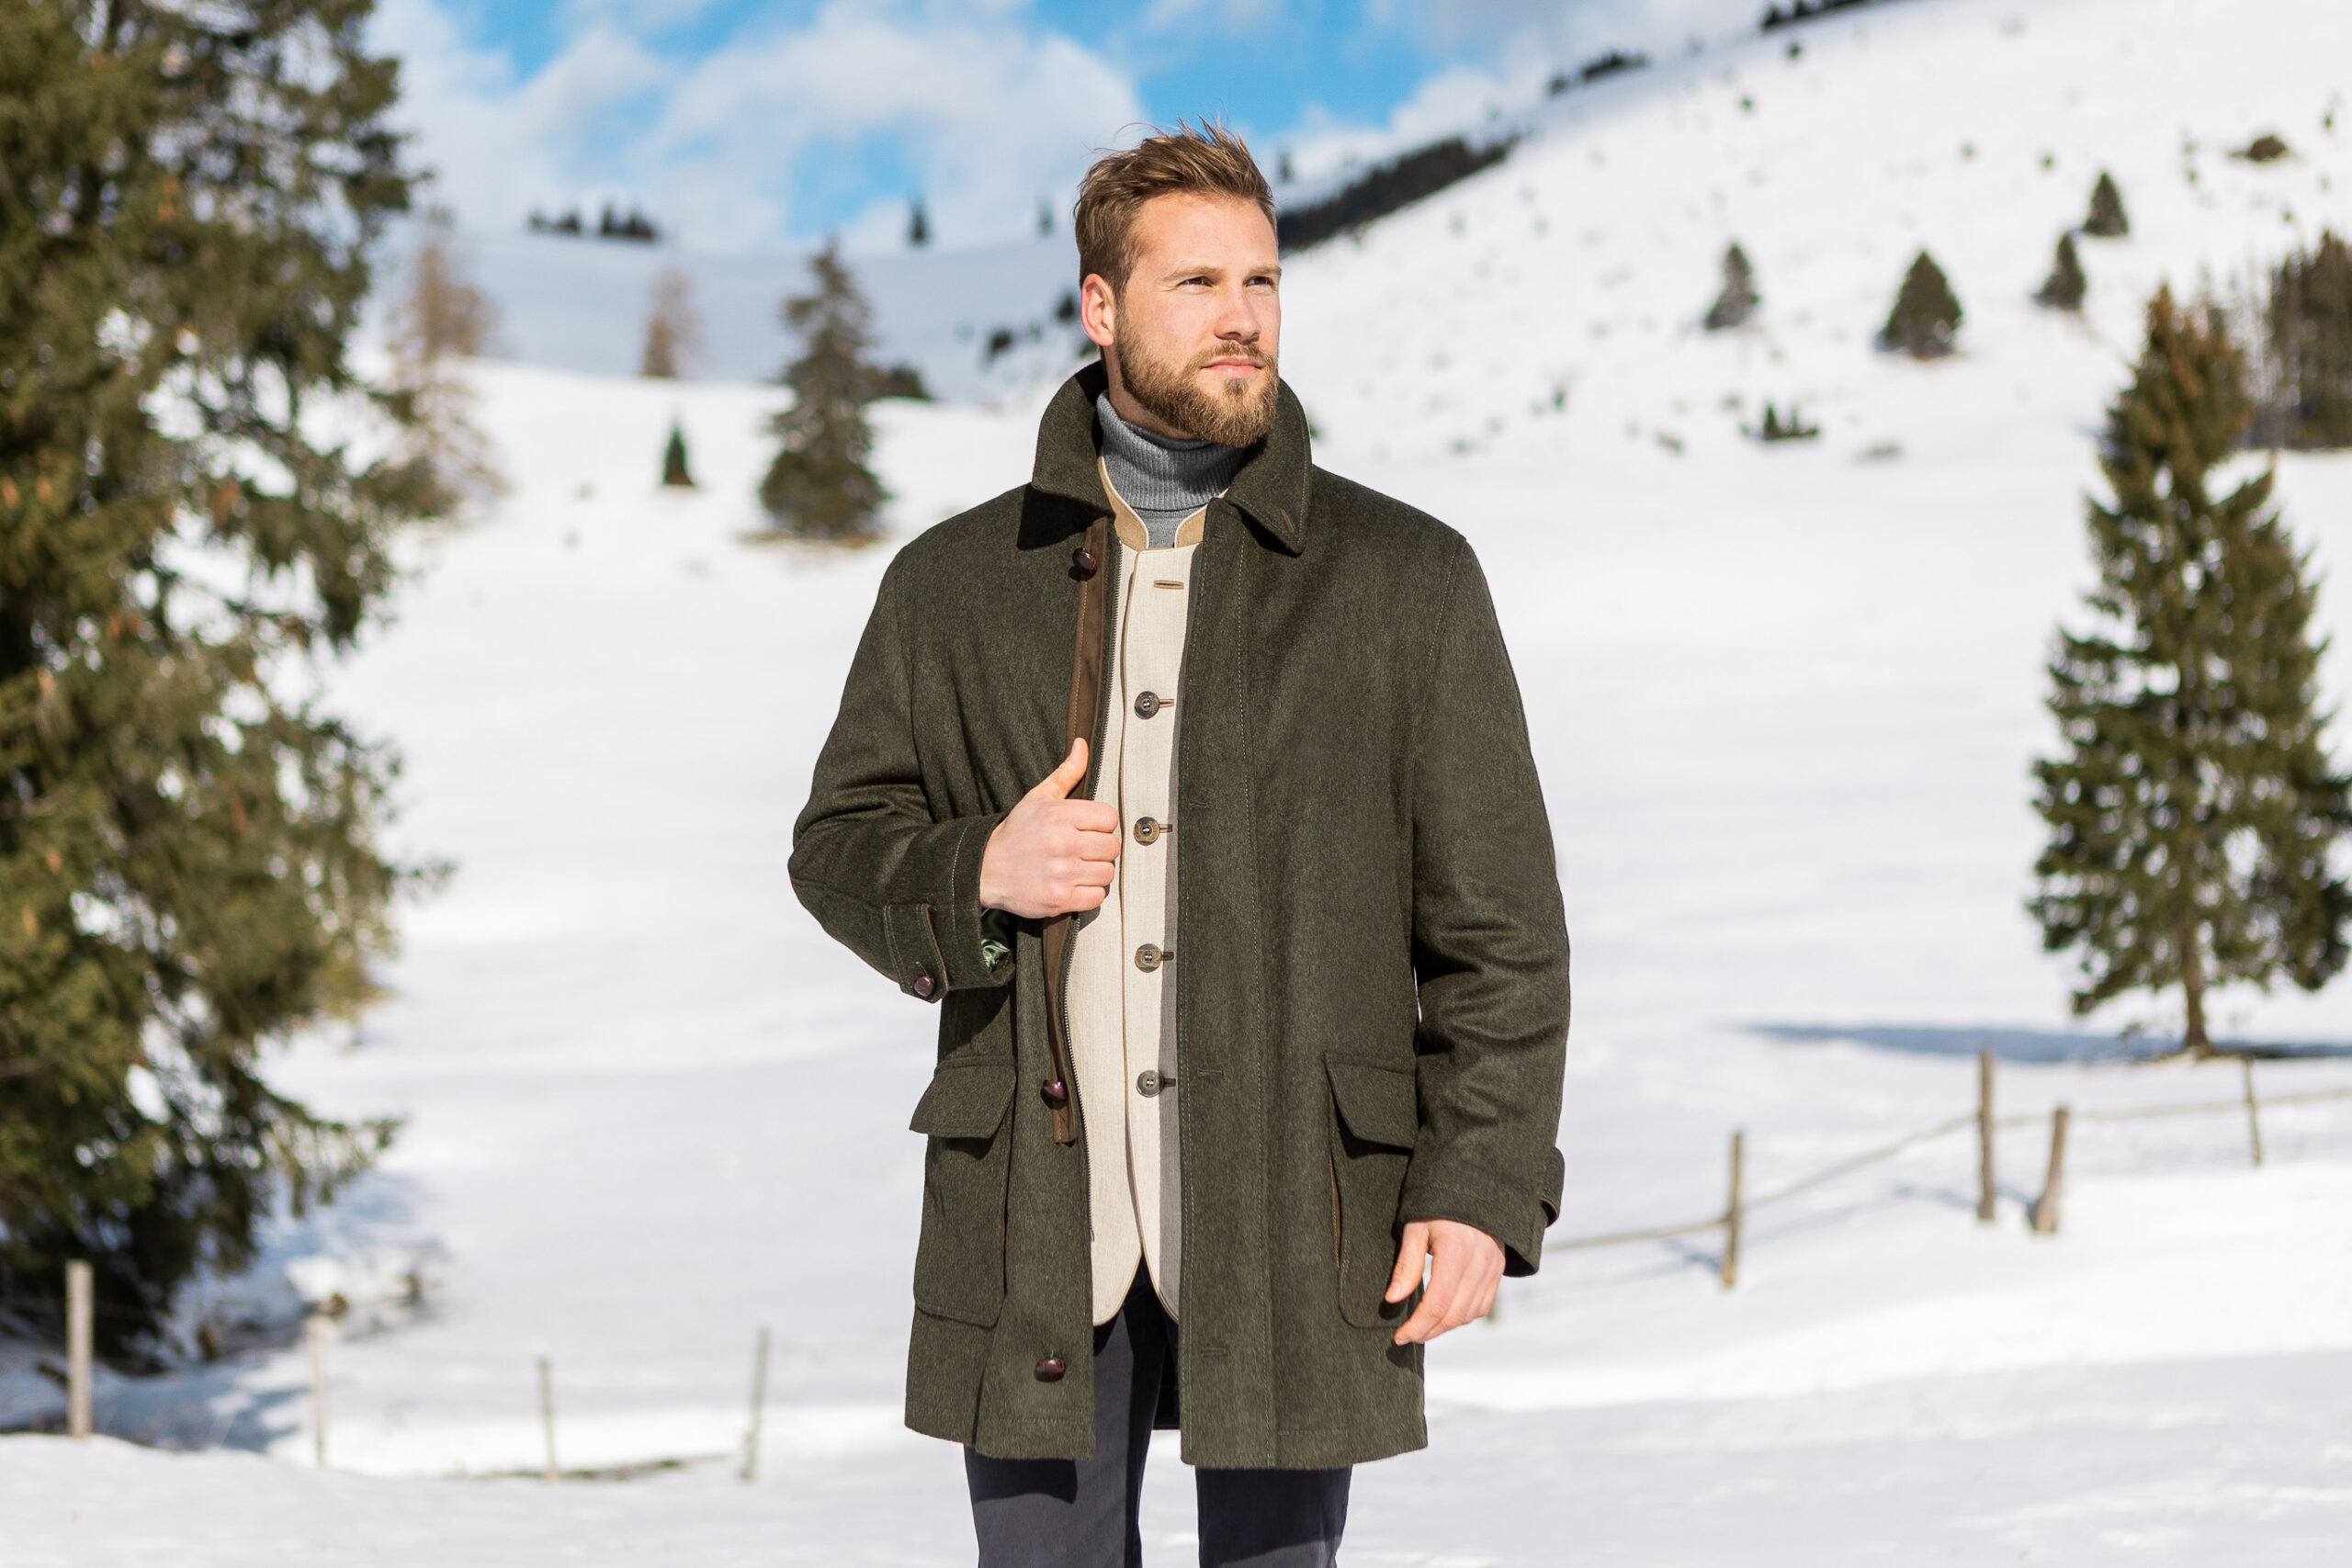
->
<box><xmin>369</xmin><ymin>0</ymin><xmax>1141</xmax><ymax>254</ymax></box>
<box><xmin>1409</xmin><ymin>0</ymin><xmax>1768</xmax><ymax>62</ymax></box>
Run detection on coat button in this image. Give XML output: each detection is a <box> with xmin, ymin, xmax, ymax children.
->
<box><xmin>1134</xmin><ymin>691</ymin><xmax>1169</xmax><ymax>718</ymax></box>
<box><xmin>1132</xmin><ymin>816</ymin><xmax>1166</xmax><ymax>844</ymax></box>
<box><xmin>1035</xmin><ymin>1354</ymin><xmax>1068</xmax><ymax>1382</ymax></box>
<box><xmin>911</xmin><ymin>973</ymin><xmax>935</xmax><ymax>998</ymax></box>
<box><xmin>1041</xmin><ymin>1077</ymin><xmax>1069</xmax><ymax>1109</ymax></box>
<box><xmin>1072</xmin><ymin>546</ymin><xmax>1098</xmax><ymax>579</ymax></box>
<box><xmin>1136</xmin><ymin>1069</ymin><xmax>1174</xmax><ymax>1097</ymax></box>
<box><xmin>1134</xmin><ymin>943</ymin><xmax>1171</xmax><ymax>972</ymax></box>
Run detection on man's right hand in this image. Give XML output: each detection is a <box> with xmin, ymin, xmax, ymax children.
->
<box><xmin>978</xmin><ymin>739</ymin><xmax>1120</xmax><ymax>919</ymax></box>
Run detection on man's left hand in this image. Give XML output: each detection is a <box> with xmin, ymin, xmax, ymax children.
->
<box><xmin>1385</xmin><ymin>1218</ymin><xmax>1504</xmax><ymax>1346</ymax></box>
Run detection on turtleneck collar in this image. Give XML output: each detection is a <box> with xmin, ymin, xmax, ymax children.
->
<box><xmin>1094</xmin><ymin>390</ymin><xmax>1251</xmax><ymax>548</ymax></box>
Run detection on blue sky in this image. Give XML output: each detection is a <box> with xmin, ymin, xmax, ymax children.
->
<box><xmin>372</xmin><ymin>0</ymin><xmax>1765</xmax><ymax>254</ymax></box>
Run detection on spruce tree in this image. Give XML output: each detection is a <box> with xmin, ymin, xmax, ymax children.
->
<box><xmin>1704</xmin><ymin>242</ymin><xmax>1759</xmax><ymax>330</ymax></box>
<box><xmin>2036</xmin><ymin>231</ymin><xmax>2087</xmax><ymax>310</ymax></box>
<box><xmin>662</xmin><ymin>422</ymin><xmax>695</xmax><ymax>489</ymax></box>
<box><xmin>2083</xmin><ymin>170</ymin><xmax>2130</xmax><ymax>238</ymax></box>
<box><xmin>1881</xmin><ymin>250</ymin><xmax>1963</xmax><ymax>357</ymax></box>
<box><xmin>2031</xmin><ymin>288</ymin><xmax>2352</xmax><ymax>1055</ymax></box>
<box><xmin>908</xmin><ymin>197</ymin><xmax>930</xmax><ymax>248</ymax></box>
<box><xmin>1</xmin><ymin>0</ymin><xmax>429</xmax><ymax>1346</ymax></box>
<box><xmin>2260</xmin><ymin>231</ymin><xmax>2352</xmax><ymax>448</ymax></box>
<box><xmin>760</xmin><ymin>243</ymin><xmax>888</xmax><ymax>540</ymax></box>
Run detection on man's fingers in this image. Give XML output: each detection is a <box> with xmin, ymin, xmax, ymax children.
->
<box><xmin>1385</xmin><ymin>1222</ymin><xmax>1430</xmax><ymax>1303</ymax></box>
<box><xmin>1029</xmin><ymin>739</ymin><xmax>1088</xmax><ymax>801</ymax></box>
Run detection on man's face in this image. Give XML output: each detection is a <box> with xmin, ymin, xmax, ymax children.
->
<box><xmin>1082</xmin><ymin>193</ymin><xmax>1282</xmax><ymax>446</ymax></box>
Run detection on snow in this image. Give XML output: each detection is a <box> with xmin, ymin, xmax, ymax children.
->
<box><xmin>13</xmin><ymin>0</ymin><xmax>2352</xmax><ymax>1561</ymax></box>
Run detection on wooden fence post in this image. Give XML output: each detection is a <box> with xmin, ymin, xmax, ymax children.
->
<box><xmin>307</xmin><ymin>1314</ymin><xmax>331</xmax><ymax>1468</ymax></box>
<box><xmin>65</xmin><ymin>1260</ymin><xmax>92</xmax><ymax>1440</ymax></box>
<box><xmin>741</xmin><ymin>1325</ymin><xmax>772</xmax><ymax>1483</ymax></box>
<box><xmin>2031</xmin><ymin>1106</ymin><xmax>2071</xmax><ymax>1235</ymax></box>
<box><xmin>1720</xmin><ymin>1130</ymin><xmax>1745</xmax><ymax>1289</ymax></box>
<box><xmin>1976</xmin><ymin>1049</ymin><xmax>1997</xmax><ymax>1223</ymax></box>
<box><xmin>537</xmin><ymin>1356</ymin><xmax>559</xmax><ymax>1482</ymax></box>
<box><xmin>2242</xmin><ymin>1057</ymin><xmax>2265</xmax><ymax>1168</ymax></box>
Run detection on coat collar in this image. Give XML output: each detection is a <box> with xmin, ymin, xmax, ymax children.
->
<box><xmin>1028</xmin><ymin>359</ymin><xmax>1311</xmax><ymax>555</ymax></box>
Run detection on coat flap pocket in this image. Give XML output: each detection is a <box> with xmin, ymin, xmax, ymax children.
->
<box><xmin>1326</xmin><ymin>1058</ymin><xmax>1419</xmax><ymax>1149</ymax></box>
<box><xmin>909</xmin><ymin>1059</ymin><xmax>1017</xmax><ymax>1140</ymax></box>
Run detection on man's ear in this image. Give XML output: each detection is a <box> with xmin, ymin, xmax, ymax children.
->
<box><xmin>1080</xmin><ymin>274</ymin><xmax>1118</xmax><ymax>351</ymax></box>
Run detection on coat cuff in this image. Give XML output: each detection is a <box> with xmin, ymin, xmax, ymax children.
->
<box><xmin>1398</xmin><ymin>1149</ymin><xmax>1564</xmax><ymax>1276</ymax></box>
<box><xmin>887</xmin><ymin>813</ymin><xmax>1012</xmax><ymax>1000</ymax></box>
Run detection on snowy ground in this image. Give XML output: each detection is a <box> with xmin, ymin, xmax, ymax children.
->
<box><xmin>12</xmin><ymin>0</ymin><xmax>2352</xmax><ymax>1562</ymax></box>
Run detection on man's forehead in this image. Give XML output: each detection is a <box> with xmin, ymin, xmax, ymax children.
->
<box><xmin>1134</xmin><ymin>192</ymin><xmax>1275</xmax><ymax>247</ymax></box>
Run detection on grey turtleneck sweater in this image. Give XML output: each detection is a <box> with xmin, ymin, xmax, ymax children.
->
<box><xmin>1095</xmin><ymin>391</ymin><xmax>1250</xmax><ymax>547</ymax></box>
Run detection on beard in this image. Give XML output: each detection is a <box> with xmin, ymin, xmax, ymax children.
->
<box><xmin>1114</xmin><ymin>330</ymin><xmax>1280</xmax><ymax>448</ymax></box>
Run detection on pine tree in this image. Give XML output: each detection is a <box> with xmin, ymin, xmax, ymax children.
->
<box><xmin>662</xmin><ymin>422</ymin><xmax>695</xmax><ymax>489</ymax></box>
<box><xmin>2036</xmin><ymin>231</ymin><xmax>2087</xmax><ymax>310</ymax></box>
<box><xmin>639</xmin><ymin>265</ymin><xmax>702</xmax><ymax>380</ymax></box>
<box><xmin>2083</xmin><ymin>170</ymin><xmax>2130</xmax><ymax>238</ymax></box>
<box><xmin>2030</xmin><ymin>288</ymin><xmax>2352</xmax><ymax>1055</ymax></box>
<box><xmin>2259</xmin><ymin>231</ymin><xmax>2352</xmax><ymax>448</ymax></box>
<box><xmin>908</xmin><ymin>197</ymin><xmax>930</xmax><ymax>249</ymax></box>
<box><xmin>1</xmin><ymin>0</ymin><xmax>431</xmax><ymax>1346</ymax></box>
<box><xmin>760</xmin><ymin>243</ymin><xmax>888</xmax><ymax>541</ymax></box>
<box><xmin>1881</xmin><ymin>250</ymin><xmax>1963</xmax><ymax>357</ymax></box>
<box><xmin>1704</xmin><ymin>242</ymin><xmax>1759</xmax><ymax>330</ymax></box>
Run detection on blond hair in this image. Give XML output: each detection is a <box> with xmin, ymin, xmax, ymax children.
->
<box><xmin>1074</xmin><ymin>121</ymin><xmax>1275</xmax><ymax>293</ymax></box>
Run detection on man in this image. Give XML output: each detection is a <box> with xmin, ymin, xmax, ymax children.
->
<box><xmin>792</xmin><ymin>124</ymin><xmax>1568</xmax><ymax>1567</ymax></box>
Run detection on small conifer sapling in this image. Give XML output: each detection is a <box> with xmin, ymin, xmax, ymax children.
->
<box><xmin>2030</xmin><ymin>288</ymin><xmax>2352</xmax><ymax>1056</ymax></box>
<box><xmin>2036</xmin><ymin>232</ymin><xmax>2087</xmax><ymax>310</ymax></box>
<box><xmin>761</xmin><ymin>243</ymin><xmax>890</xmax><ymax>541</ymax></box>
<box><xmin>662</xmin><ymin>423</ymin><xmax>695</xmax><ymax>489</ymax></box>
<box><xmin>1881</xmin><ymin>250</ymin><xmax>1963</xmax><ymax>357</ymax></box>
<box><xmin>1704</xmin><ymin>242</ymin><xmax>1760</xmax><ymax>330</ymax></box>
<box><xmin>2083</xmin><ymin>170</ymin><xmax>2130</xmax><ymax>238</ymax></box>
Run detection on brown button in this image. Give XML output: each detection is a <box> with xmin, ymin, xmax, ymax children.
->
<box><xmin>1041</xmin><ymin>1078</ymin><xmax>1069</xmax><ymax>1109</ymax></box>
<box><xmin>1132</xmin><ymin>817</ymin><xmax>1167</xmax><ymax>844</ymax></box>
<box><xmin>911</xmin><ymin>974</ymin><xmax>935</xmax><ymax>998</ymax></box>
<box><xmin>1134</xmin><ymin>691</ymin><xmax>1169</xmax><ymax>718</ymax></box>
<box><xmin>1035</xmin><ymin>1354</ymin><xmax>1068</xmax><ymax>1382</ymax></box>
<box><xmin>1134</xmin><ymin>943</ymin><xmax>1171</xmax><ymax>973</ymax></box>
<box><xmin>1072</xmin><ymin>546</ymin><xmax>1098</xmax><ymax>579</ymax></box>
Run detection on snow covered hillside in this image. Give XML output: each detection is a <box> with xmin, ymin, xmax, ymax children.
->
<box><xmin>12</xmin><ymin>1</ymin><xmax>2352</xmax><ymax>1563</ymax></box>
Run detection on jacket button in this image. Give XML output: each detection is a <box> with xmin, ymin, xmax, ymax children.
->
<box><xmin>1134</xmin><ymin>943</ymin><xmax>1171</xmax><ymax>972</ymax></box>
<box><xmin>1035</xmin><ymin>1354</ymin><xmax>1068</xmax><ymax>1382</ymax></box>
<box><xmin>1134</xmin><ymin>692</ymin><xmax>1168</xmax><ymax>718</ymax></box>
<box><xmin>1072</xmin><ymin>546</ymin><xmax>1098</xmax><ymax>579</ymax></box>
<box><xmin>1132</xmin><ymin>816</ymin><xmax>1166</xmax><ymax>844</ymax></box>
<box><xmin>1136</xmin><ymin>1069</ymin><xmax>1174</xmax><ymax>1098</ymax></box>
<box><xmin>911</xmin><ymin>973</ymin><xmax>935</xmax><ymax>998</ymax></box>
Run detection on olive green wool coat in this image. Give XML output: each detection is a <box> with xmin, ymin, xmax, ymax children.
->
<box><xmin>790</xmin><ymin>363</ymin><xmax>1569</xmax><ymax>1470</ymax></box>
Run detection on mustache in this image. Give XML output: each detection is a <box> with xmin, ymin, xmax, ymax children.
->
<box><xmin>1193</xmin><ymin>343</ymin><xmax>1272</xmax><ymax>370</ymax></box>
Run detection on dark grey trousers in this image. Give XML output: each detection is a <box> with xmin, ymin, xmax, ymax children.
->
<box><xmin>965</xmin><ymin>1274</ymin><xmax>1351</xmax><ymax>1567</ymax></box>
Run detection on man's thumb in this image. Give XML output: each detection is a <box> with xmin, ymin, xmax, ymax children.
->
<box><xmin>1031</xmin><ymin>738</ymin><xmax>1087</xmax><ymax>800</ymax></box>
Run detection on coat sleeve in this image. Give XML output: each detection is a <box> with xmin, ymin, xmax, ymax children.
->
<box><xmin>1396</xmin><ymin>537</ymin><xmax>1570</xmax><ymax>1274</ymax></box>
<box><xmin>790</xmin><ymin>560</ymin><xmax>1012</xmax><ymax>1002</ymax></box>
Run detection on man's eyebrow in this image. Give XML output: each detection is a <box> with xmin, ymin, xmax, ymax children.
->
<box><xmin>1156</xmin><ymin>260</ymin><xmax>1283</xmax><ymax>282</ymax></box>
